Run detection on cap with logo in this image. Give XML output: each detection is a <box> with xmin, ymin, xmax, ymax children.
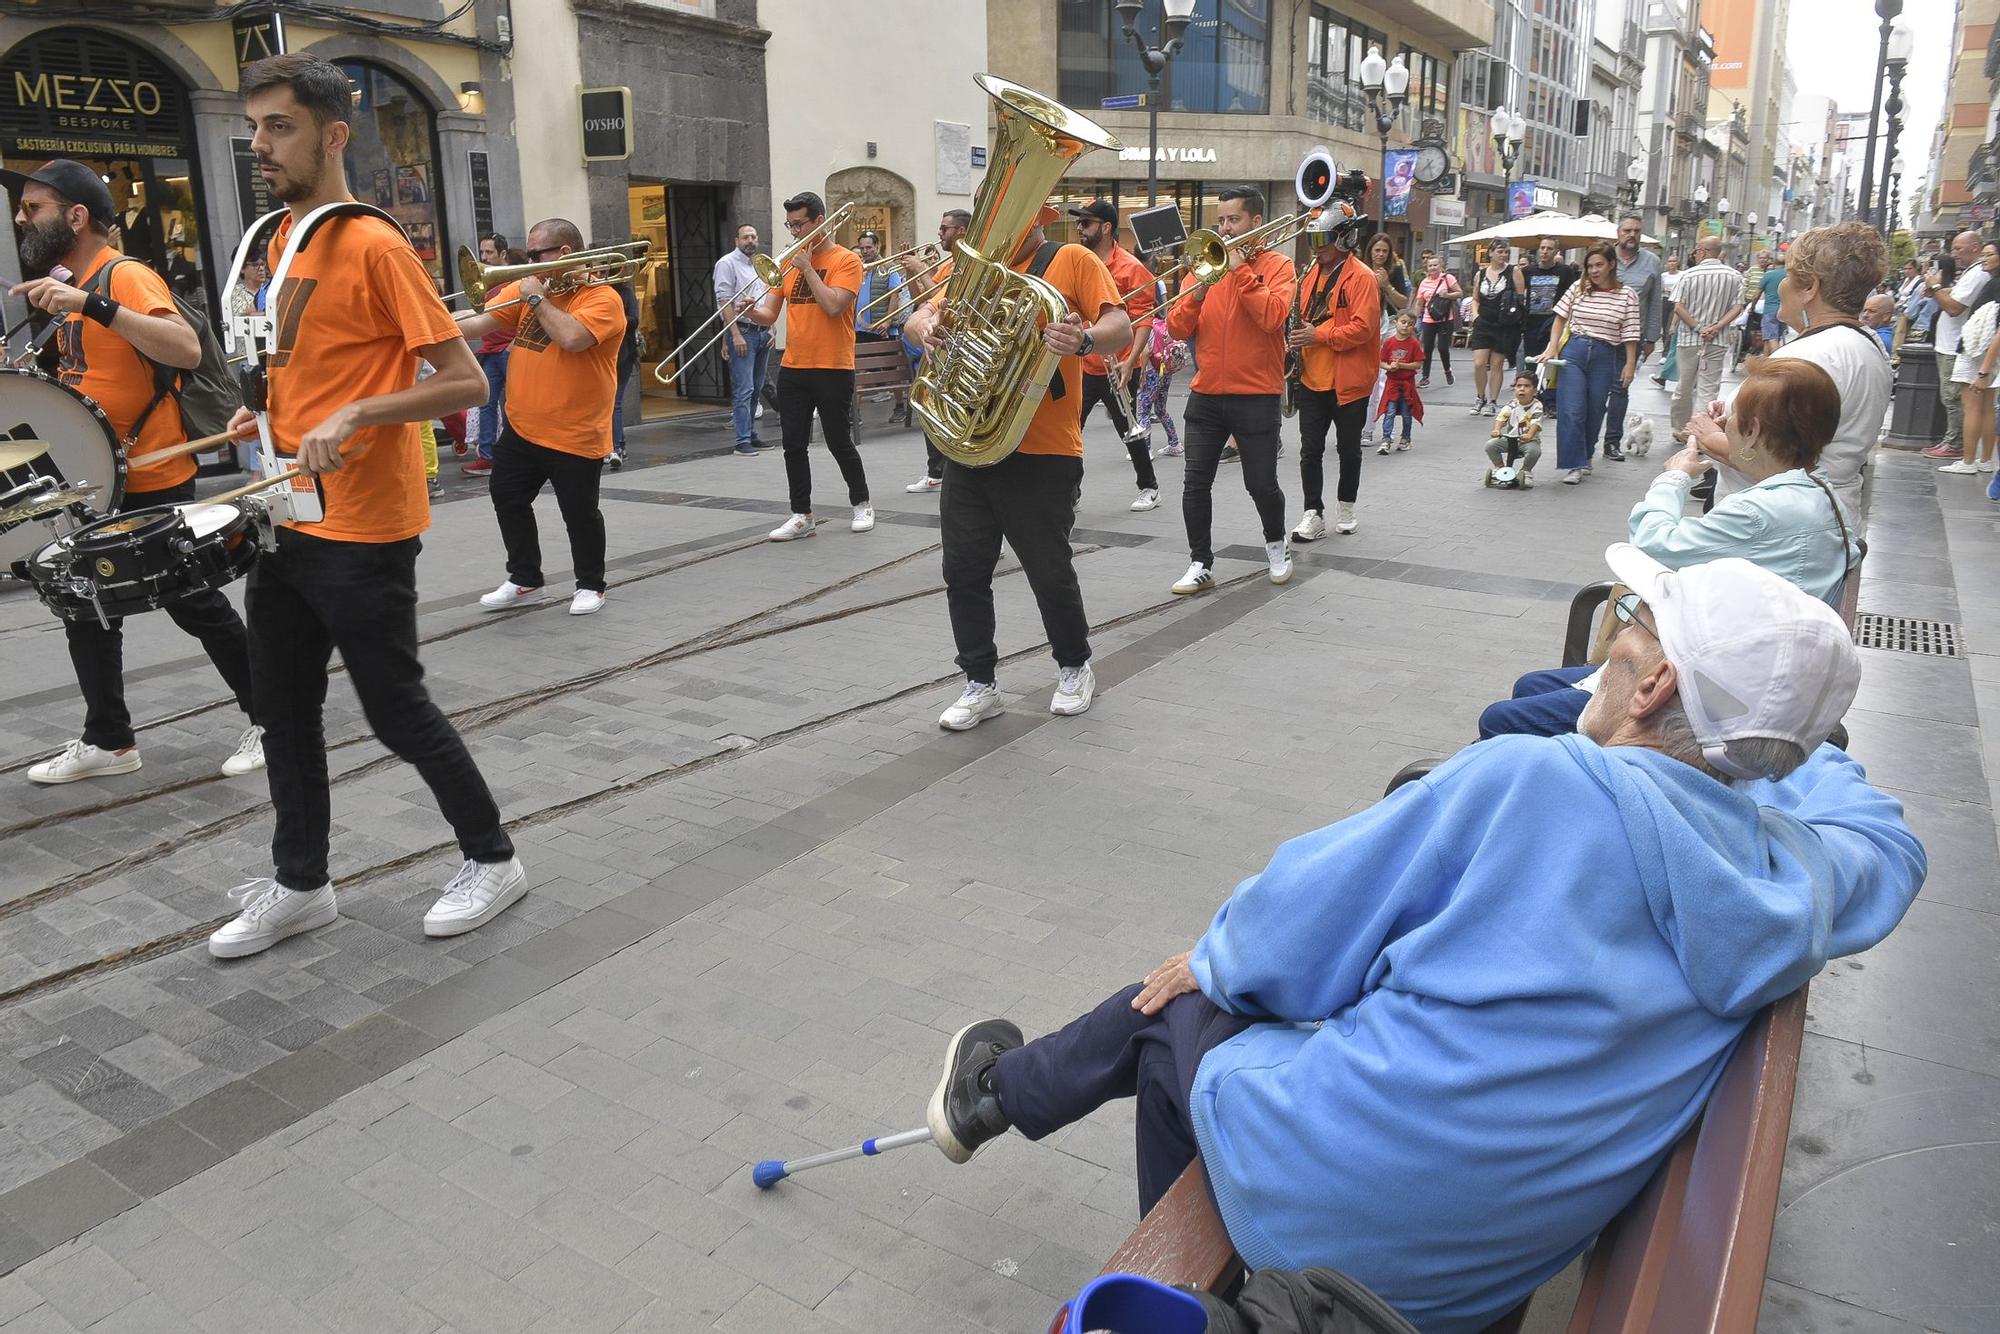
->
<box><xmin>0</xmin><ymin>160</ymin><xmax>116</xmax><ymax>228</ymax></box>
<box><xmin>1603</xmin><ymin>544</ymin><xmax>1860</xmax><ymax>780</ymax></box>
<box><xmin>1067</xmin><ymin>199</ymin><xmax>1118</xmax><ymax>226</ymax></box>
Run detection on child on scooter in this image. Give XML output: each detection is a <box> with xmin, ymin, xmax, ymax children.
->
<box><xmin>1377</xmin><ymin>311</ymin><xmax>1424</xmax><ymax>454</ymax></box>
<box><xmin>1486</xmin><ymin>372</ymin><xmax>1543</xmax><ymax>486</ymax></box>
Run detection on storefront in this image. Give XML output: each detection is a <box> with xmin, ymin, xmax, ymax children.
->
<box><xmin>340</xmin><ymin>62</ymin><xmax>450</xmax><ymax>286</ymax></box>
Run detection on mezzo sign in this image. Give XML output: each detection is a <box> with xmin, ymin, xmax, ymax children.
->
<box><xmin>579</xmin><ymin>86</ymin><xmax>633</xmax><ymax>162</ymax></box>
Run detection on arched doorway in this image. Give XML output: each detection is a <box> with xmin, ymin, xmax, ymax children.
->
<box><xmin>826</xmin><ymin>166</ymin><xmax>915</xmax><ymax>254</ymax></box>
<box><xmin>0</xmin><ymin>27</ymin><xmax>212</xmax><ymax>315</ymax></box>
<box><xmin>338</xmin><ymin>60</ymin><xmax>449</xmax><ymax>285</ymax></box>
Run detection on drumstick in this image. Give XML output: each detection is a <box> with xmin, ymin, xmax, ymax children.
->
<box><xmin>207</xmin><ymin>466</ymin><xmax>309</xmax><ymax>505</ymax></box>
<box><xmin>126</xmin><ymin>429</ymin><xmax>241</xmax><ymax>467</ymax></box>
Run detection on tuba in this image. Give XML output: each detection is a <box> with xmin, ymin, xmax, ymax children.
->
<box><xmin>914</xmin><ymin>76</ymin><xmax>1120</xmax><ymax>466</ymax></box>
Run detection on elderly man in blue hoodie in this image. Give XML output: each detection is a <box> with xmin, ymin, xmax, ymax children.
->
<box><xmin>925</xmin><ymin>545</ymin><xmax>1924</xmax><ymax>1334</ymax></box>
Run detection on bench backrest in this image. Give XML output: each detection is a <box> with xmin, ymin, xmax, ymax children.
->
<box><xmin>854</xmin><ymin>337</ymin><xmax>914</xmax><ymax>392</ymax></box>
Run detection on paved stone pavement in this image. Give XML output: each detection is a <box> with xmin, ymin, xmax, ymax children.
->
<box><xmin>0</xmin><ymin>368</ymin><xmax>1992</xmax><ymax>1333</ymax></box>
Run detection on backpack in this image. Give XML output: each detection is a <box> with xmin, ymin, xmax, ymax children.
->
<box><xmin>86</xmin><ymin>257</ymin><xmax>244</xmax><ymax>445</ymax></box>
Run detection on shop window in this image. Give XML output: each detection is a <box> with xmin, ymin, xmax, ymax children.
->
<box><xmin>1305</xmin><ymin>7</ymin><xmax>1381</xmax><ymax>133</ymax></box>
<box><xmin>1060</xmin><ymin>0</ymin><xmax>1272</xmax><ymax>115</ymax></box>
<box><xmin>339</xmin><ymin>61</ymin><xmax>446</xmax><ymax>283</ymax></box>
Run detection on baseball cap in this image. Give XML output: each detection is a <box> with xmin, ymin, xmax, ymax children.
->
<box><xmin>0</xmin><ymin>160</ymin><xmax>116</xmax><ymax>227</ymax></box>
<box><xmin>1604</xmin><ymin>544</ymin><xmax>1860</xmax><ymax>780</ymax></box>
<box><xmin>1067</xmin><ymin>199</ymin><xmax>1118</xmax><ymax>225</ymax></box>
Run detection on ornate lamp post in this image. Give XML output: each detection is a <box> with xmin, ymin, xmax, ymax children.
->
<box><xmin>1491</xmin><ymin>106</ymin><xmax>1526</xmax><ymax>217</ymax></box>
<box><xmin>1114</xmin><ymin>0</ymin><xmax>1198</xmax><ymax>208</ymax></box>
<box><xmin>1747</xmin><ymin>210</ymin><xmax>1760</xmax><ymax>253</ymax></box>
<box><xmin>1357</xmin><ymin>44</ymin><xmax>1411</xmax><ymax>223</ymax></box>
<box><xmin>1620</xmin><ymin>157</ymin><xmax>1644</xmax><ymax>209</ymax></box>
<box><xmin>1693</xmin><ymin>182</ymin><xmax>1710</xmax><ymax>231</ymax></box>
<box><xmin>1856</xmin><ymin>0</ymin><xmax>1904</xmax><ymax>228</ymax></box>
<box><xmin>1878</xmin><ymin>19</ymin><xmax>1913</xmax><ymax>229</ymax></box>
<box><xmin>1889</xmin><ymin>155</ymin><xmax>1907</xmax><ymax>232</ymax></box>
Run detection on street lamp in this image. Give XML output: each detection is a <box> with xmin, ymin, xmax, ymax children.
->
<box><xmin>1490</xmin><ymin>106</ymin><xmax>1526</xmax><ymax>180</ymax></box>
<box><xmin>1748</xmin><ymin>210</ymin><xmax>1760</xmax><ymax>249</ymax></box>
<box><xmin>1878</xmin><ymin>19</ymin><xmax>1913</xmax><ymax>228</ymax></box>
<box><xmin>1857</xmin><ymin>0</ymin><xmax>1904</xmax><ymax>230</ymax></box>
<box><xmin>1889</xmin><ymin>154</ymin><xmax>1907</xmax><ymax>232</ymax></box>
<box><xmin>1114</xmin><ymin>0</ymin><xmax>1199</xmax><ymax>208</ymax></box>
<box><xmin>1357</xmin><ymin>44</ymin><xmax>1410</xmax><ymax>223</ymax></box>
<box><xmin>1620</xmin><ymin>157</ymin><xmax>1644</xmax><ymax>208</ymax></box>
<box><xmin>1693</xmin><ymin>182</ymin><xmax>1710</xmax><ymax>226</ymax></box>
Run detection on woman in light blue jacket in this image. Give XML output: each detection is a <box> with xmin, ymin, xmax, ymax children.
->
<box><xmin>1481</xmin><ymin>356</ymin><xmax>1857</xmax><ymax>737</ymax></box>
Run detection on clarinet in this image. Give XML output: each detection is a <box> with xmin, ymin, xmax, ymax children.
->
<box><xmin>1282</xmin><ymin>260</ymin><xmax>1307</xmax><ymax>418</ymax></box>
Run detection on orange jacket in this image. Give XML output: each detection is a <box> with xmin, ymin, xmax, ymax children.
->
<box><xmin>1296</xmin><ymin>250</ymin><xmax>1383</xmax><ymax>402</ymax></box>
<box><xmin>1166</xmin><ymin>247</ymin><xmax>1295</xmax><ymax>395</ymax></box>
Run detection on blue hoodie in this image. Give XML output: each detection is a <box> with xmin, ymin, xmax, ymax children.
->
<box><xmin>1186</xmin><ymin>735</ymin><xmax>1924</xmax><ymax>1334</ymax></box>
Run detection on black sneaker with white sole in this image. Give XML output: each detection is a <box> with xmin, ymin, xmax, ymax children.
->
<box><xmin>927</xmin><ymin>1019</ymin><xmax>1022</xmax><ymax>1163</ymax></box>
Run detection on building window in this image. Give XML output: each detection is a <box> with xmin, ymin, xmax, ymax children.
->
<box><xmin>1305</xmin><ymin>5</ymin><xmax>1383</xmax><ymax>132</ymax></box>
<box><xmin>1059</xmin><ymin>0</ymin><xmax>1272</xmax><ymax>115</ymax></box>
<box><xmin>339</xmin><ymin>61</ymin><xmax>446</xmax><ymax>283</ymax></box>
<box><xmin>1394</xmin><ymin>45</ymin><xmax>1448</xmax><ymax>138</ymax></box>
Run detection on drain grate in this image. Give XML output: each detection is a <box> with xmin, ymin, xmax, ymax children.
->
<box><xmin>1854</xmin><ymin>613</ymin><xmax>1963</xmax><ymax>656</ymax></box>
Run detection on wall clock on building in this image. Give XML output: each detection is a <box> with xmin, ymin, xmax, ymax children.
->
<box><xmin>1413</xmin><ymin>145</ymin><xmax>1451</xmax><ymax>189</ymax></box>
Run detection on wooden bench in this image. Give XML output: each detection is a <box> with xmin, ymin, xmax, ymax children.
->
<box><xmin>851</xmin><ymin>336</ymin><xmax>914</xmax><ymax>446</ymax></box>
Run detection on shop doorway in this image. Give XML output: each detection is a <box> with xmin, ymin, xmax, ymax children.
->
<box><xmin>628</xmin><ymin>180</ymin><xmax>731</xmax><ymax>418</ymax></box>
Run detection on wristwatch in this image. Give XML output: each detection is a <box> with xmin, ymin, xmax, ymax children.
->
<box><xmin>525</xmin><ymin>292</ymin><xmax>545</xmax><ymax>310</ymax></box>
<box><xmin>1076</xmin><ymin>330</ymin><xmax>1095</xmax><ymax>358</ymax></box>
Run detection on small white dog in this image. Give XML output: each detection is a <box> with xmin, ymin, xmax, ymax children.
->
<box><xmin>1622</xmin><ymin>414</ymin><xmax>1655</xmax><ymax>457</ymax></box>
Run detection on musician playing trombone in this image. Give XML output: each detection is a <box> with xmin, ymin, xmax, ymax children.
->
<box><xmin>744</xmin><ymin>191</ymin><xmax>874</xmax><ymax>542</ymax></box>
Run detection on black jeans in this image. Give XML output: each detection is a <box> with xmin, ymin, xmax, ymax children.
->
<box><xmin>1421</xmin><ymin>322</ymin><xmax>1453</xmax><ymax>378</ymax></box>
<box><xmin>994</xmin><ymin>984</ymin><xmax>1257</xmax><ymax>1216</ymax></box>
<box><xmin>1182</xmin><ymin>392</ymin><xmax>1286</xmax><ymax>567</ymax></box>
<box><xmin>924</xmin><ymin>434</ymin><xmax>946</xmax><ymax>481</ymax></box>
<box><xmin>1081</xmin><ymin>372</ymin><xmax>1159</xmax><ymax>492</ymax></box>
<box><xmin>1295</xmin><ymin>385</ymin><xmax>1368</xmax><ymax>512</ymax></box>
<box><xmin>777</xmin><ymin>366</ymin><xmax>869</xmax><ymax>515</ymax></box>
<box><xmin>64</xmin><ymin>480</ymin><xmax>256</xmax><ymax>751</ymax></box>
<box><xmin>489</xmin><ymin>427</ymin><xmax>607</xmax><ymax>592</ymax></box>
<box><xmin>248</xmin><ymin>529</ymin><xmax>513</xmax><ymax>890</ymax></box>
<box><xmin>940</xmin><ymin>452</ymin><xmax>1089</xmax><ymax>684</ymax></box>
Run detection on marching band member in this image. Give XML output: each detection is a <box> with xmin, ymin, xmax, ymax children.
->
<box><xmin>904</xmin><ymin>209</ymin><xmax>972</xmax><ymax>495</ymax></box>
<box><xmin>746</xmin><ymin>191</ymin><xmax>873</xmax><ymax>541</ymax></box>
<box><xmin>1067</xmin><ymin>199</ymin><xmax>1164</xmax><ymax>512</ymax></box>
<box><xmin>1165</xmin><ymin>186</ymin><xmax>1298</xmax><ymax>594</ymax></box>
<box><xmin>455</xmin><ymin>218</ymin><xmax>627</xmax><ymax>617</ymax></box>
<box><xmin>208</xmin><ymin>54</ymin><xmax>523</xmax><ymax>958</ymax></box>
<box><xmin>1288</xmin><ymin>208</ymin><xmax>1380</xmax><ymax>541</ymax></box>
<box><xmin>904</xmin><ymin>207</ymin><xmax>1129</xmax><ymax>731</ymax></box>
<box><xmin>3</xmin><ymin>160</ymin><xmax>263</xmax><ymax>784</ymax></box>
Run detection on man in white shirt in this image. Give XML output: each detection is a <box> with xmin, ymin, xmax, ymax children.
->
<box><xmin>1666</xmin><ymin>236</ymin><xmax>1744</xmax><ymax>433</ymax></box>
<box><xmin>1923</xmin><ymin>230</ymin><xmax>1988</xmax><ymax>460</ymax></box>
<box><xmin>713</xmin><ymin>223</ymin><xmax>770</xmax><ymax>454</ymax></box>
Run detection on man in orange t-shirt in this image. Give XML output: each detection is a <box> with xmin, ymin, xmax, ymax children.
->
<box><xmin>205</xmin><ymin>54</ymin><xmax>521</xmax><ymax>961</ymax></box>
<box><xmin>455</xmin><ymin>217</ymin><xmax>626</xmax><ymax>617</ymax></box>
<box><xmin>904</xmin><ymin>209</ymin><xmax>1130</xmax><ymax>730</ymax></box>
<box><xmin>1163</xmin><ymin>186</ymin><xmax>1297</xmax><ymax>595</ymax></box>
<box><xmin>1286</xmin><ymin>208</ymin><xmax>1380</xmax><ymax>543</ymax></box>
<box><xmin>4</xmin><ymin>159</ymin><xmax>262</xmax><ymax>785</ymax></box>
<box><xmin>1067</xmin><ymin>200</ymin><xmax>1164</xmax><ymax>513</ymax></box>
<box><xmin>747</xmin><ymin>191</ymin><xmax>872</xmax><ymax>541</ymax></box>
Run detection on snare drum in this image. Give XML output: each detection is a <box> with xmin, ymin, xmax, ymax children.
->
<box><xmin>24</xmin><ymin>500</ymin><xmax>268</xmax><ymax>621</ymax></box>
<box><xmin>0</xmin><ymin>368</ymin><xmax>124</xmax><ymax>567</ymax></box>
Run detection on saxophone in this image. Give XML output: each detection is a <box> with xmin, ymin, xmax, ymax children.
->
<box><xmin>913</xmin><ymin>76</ymin><xmax>1120</xmax><ymax>467</ymax></box>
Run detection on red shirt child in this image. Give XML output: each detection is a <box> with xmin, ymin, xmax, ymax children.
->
<box><xmin>1379</xmin><ymin>316</ymin><xmax>1425</xmax><ymax>424</ymax></box>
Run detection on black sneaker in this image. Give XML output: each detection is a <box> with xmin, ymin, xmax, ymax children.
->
<box><xmin>1219</xmin><ymin>445</ymin><xmax>1240</xmax><ymax>464</ymax></box>
<box><xmin>927</xmin><ymin>1019</ymin><xmax>1022</xmax><ymax>1163</ymax></box>
<box><xmin>1603</xmin><ymin>446</ymin><xmax>1626</xmax><ymax>462</ymax></box>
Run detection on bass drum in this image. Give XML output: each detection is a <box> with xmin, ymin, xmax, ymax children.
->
<box><xmin>0</xmin><ymin>368</ymin><xmax>125</xmax><ymax>567</ymax></box>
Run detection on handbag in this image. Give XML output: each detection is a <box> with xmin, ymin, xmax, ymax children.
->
<box><xmin>1425</xmin><ymin>278</ymin><xmax>1457</xmax><ymax>322</ymax></box>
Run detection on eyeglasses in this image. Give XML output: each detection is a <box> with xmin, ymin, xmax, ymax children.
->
<box><xmin>1611</xmin><ymin>592</ymin><xmax>1659</xmax><ymax>645</ymax></box>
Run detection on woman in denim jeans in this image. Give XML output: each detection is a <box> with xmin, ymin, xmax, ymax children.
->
<box><xmin>1535</xmin><ymin>244</ymin><xmax>1639</xmax><ymax>484</ymax></box>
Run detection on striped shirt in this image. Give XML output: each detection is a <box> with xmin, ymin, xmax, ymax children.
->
<box><xmin>1554</xmin><ymin>281</ymin><xmax>1641</xmax><ymax>345</ymax></box>
<box><xmin>1667</xmin><ymin>259</ymin><xmax>1742</xmax><ymax>343</ymax></box>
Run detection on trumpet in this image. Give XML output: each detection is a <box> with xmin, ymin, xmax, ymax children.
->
<box><xmin>447</xmin><ymin>240</ymin><xmax>651</xmax><ymax>314</ymax></box>
<box><xmin>1139</xmin><ymin>210</ymin><xmax>1315</xmax><ymax>323</ymax></box>
<box><xmin>856</xmin><ymin>249</ymin><xmax>955</xmax><ymax>324</ymax></box>
<box><xmin>864</xmin><ymin>241</ymin><xmax>942</xmax><ymax>274</ymax></box>
<box><xmin>656</xmin><ymin>202</ymin><xmax>854</xmax><ymax>386</ymax></box>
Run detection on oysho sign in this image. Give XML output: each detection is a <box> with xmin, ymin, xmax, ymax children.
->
<box><xmin>1117</xmin><ymin>145</ymin><xmax>1219</xmax><ymax>164</ymax></box>
<box><xmin>579</xmin><ymin>85</ymin><xmax>632</xmax><ymax>162</ymax></box>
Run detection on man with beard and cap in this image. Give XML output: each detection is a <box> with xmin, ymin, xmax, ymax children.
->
<box><xmin>3</xmin><ymin>160</ymin><xmax>264</xmax><ymax>785</ymax></box>
<box><xmin>204</xmin><ymin>53</ymin><xmax>524</xmax><ymax>959</ymax></box>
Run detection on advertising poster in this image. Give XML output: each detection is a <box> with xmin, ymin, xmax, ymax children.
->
<box><xmin>1382</xmin><ymin>150</ymin><xmax>1418</xmax><ymax>219</ymax></box>
<box><xmin>1508</xmin><ymin>180</ymin><xmax>1538</xmax><ymax>220</ymax></box>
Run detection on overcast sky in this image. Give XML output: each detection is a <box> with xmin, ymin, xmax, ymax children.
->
<box><xmin>1786</xmin><ymin>0</ymin><xmax>1957</xmax><ymax>194</ymax></box>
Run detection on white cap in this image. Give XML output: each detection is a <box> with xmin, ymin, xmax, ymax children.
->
<box><xmin>1604</xmin><ymin>544</ymin><xmax>1860</xmax><ymax>780</ymax></box>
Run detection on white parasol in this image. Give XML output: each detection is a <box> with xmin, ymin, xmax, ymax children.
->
<box><xmin>1445</xmin><ymin>212</ymin><xmax>1661</xmax><ymax>249</ymax></box>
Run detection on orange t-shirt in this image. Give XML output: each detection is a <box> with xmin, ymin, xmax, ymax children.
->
<box><xmin>485</xmin><ymin>281</ymin><xmax>626</xmax><ymax>458</ymax></box>
<box><xmin>778</xmin><ymin>244</ymin><xmax>863</xmax><ymax>370</ymax></box>
<box><xmin>1015</xmin><ymin>243</ymin><xmax>1121</xmax><ymax>459</ymax></box>
<box><xmin>1295</xmin><ymin>252</ymin><xmax>1382</xmax><ymax>401</ymax></box>
<box><xmin>265</xmin><ymin>210</ymin><xmax>463</xmax><ymax>543</ymax></box>
<box><xmin>57</xmin><ymin>250</ymin><xmax>191</xmax><ymax>494</ymax></box>
<box><xmin>1086</xmin><ymin>243</ymin><xmax>1155</xmax><ymax>377</ymax></box>
<box><xmin>1164</xmin><ymin>247</ymin><xmax>1296</xmax><ymax>396</ymax></box>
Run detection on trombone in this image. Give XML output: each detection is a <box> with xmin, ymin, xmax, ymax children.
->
<box><xmin>446</xmin><ymin>240</ymin><xmax>651</xmax><ymax>314</ymax></box>
<box><xmin>1130</xmin><ymin>210</ymin><xmax>1316</xmax><ymax>319</ymax></box>
<box><xmin>655</xmin><ymin>202</ymin><xmax>854</xmax><ymax>386</ymax></box>
<box><xmin>856</xmin><ymin>248</ymin><xmax>954</xmax><ymax>325</ymax></box>
<box><xmin>863</xmin><ymin>241</ymin><xmax>942</xmax><ymax>274</ymax></box>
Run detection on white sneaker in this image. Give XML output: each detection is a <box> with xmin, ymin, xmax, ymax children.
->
<box><xmin>1292</xmin><ymin>510</ymin><xmax>1327</xmax><ymax>542</ymax></box>
<box><xmin>1469</xmin><ymin>402</ymin><xmax>1485</xmax><ymax>415</ymax></box>
<box><xmin>1171</xmin><ymin>562</ymin><xmax>1214</xmax><ymax>595</ymax></box>
<box><xmin>851</xmin><ymin>505</ymin><xmax>875</xmax><ymax>533</ymax></box>
<box><xmin>755</xmin><ymin>401</ymin><xmax>765</xmax><ymax>420</ymax></box>
<box><xmin>208</xmin><ymin>879</ymin><xmax>336</xmax><ymax>958</ymax></box>
<box><xmin>1360</xmin><ymin>430</ymin><xmax>1374</xmax><ymax>445</ymax></box>
<box><xmin>221</xmin><ymin>725</ymin><xmax>265</xmax><ymax>777</ymax></box>
<box><xmin>1152</xmin><ymin>442</ymin><xmax>1184</xmax><ymax>458</ymax></box>
<box><xmin>27</xmin><ymin>739</ymin><xmax>141</xmax><ymax>785</ymax></box>
<box><xmin>424</xmin><ymin>856</ymin><xmax>529</xmax><ymax>937</ymax></box>
<box><xmin>939</xmin><ymin>680</ymin><xmax>1002</xmax><ymax>731</ymax></box>
<box><xmin>1978</xmin><ymin>458</ymin><xmax>1997</xmax><ymax>473</ymax></box>
<box><xmin>479</xmin><ymin>581</ymin><xmax>543</xmax><ymax>611</ymax></box>
<box><xmin>769</xmin><ymin>513</ymin><xmax>815</xmax><ymax>541</ymax></box>
<box><xmin>1130</xmin><ymin>488</ymin><xmax>1160</xmax><ymax>512</ymax></box>
<box><xmin>1334</xmin><ymin>501</ymin><xmax>1358</xmax><ymax>535</ymax></box>
<box><xmin>1266</xmin><ymin>539</ymin><xmax>1294</xmax><ymax>585</ymax></box>
<box><xmin>1395</xmin><ymin>439</ymin><xmax>1411</xmax><ymax>452</ymax></box>
<box><xmin>1051</xmin><ymin>664</ymin><xmax>1095</xmax><ymax>716</ymax></box>
<box><xmin>1376</xmin><ymin>441</ymin><xmax>1391</xmax><ymax>456</ymax></box>
<box><xmin>1938</xmin><ymin>461</ymin><xmax>1980</xmax><ymax>475</ymax></box>
<box><xmin>906</xmin><ymin>475</ymin><xmax>943</xmax><ymax>493</ymax></box>
<box><xmin>1561</xmin><ymin>469</ymin><xmax>1584</xmax><ymax>485</ymax></box>
<box><xmin>569</xmin><ymin>589</ymin><xmax>605</xmax><ymax>616</ymax></box>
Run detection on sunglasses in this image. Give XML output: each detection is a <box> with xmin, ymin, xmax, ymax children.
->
<box><xmin>1611</xmin><ymin>592</ymin><xmax>1659</xmax><ymax>645</ymax></box>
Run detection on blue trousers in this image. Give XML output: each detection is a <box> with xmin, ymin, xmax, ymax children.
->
<box><xmin>1477</xmin><ymin>664</ymin><xmax>1594</xmax><ymax>739</ymax></box>
<box><xmin>994</xmin><ymin>983</ymin><xmax>1255</xmax><ymax>1216</ymax></box>
<box><xmin>476</xmin><ymin>350</ymin><xmax>510</xmax><ymax>458</ymax></box>
<box><xmin>730</xmin><ymin>327</ymin><xmax>772</xmax><ymax>446</ymax></box>
<box><xmin>1556</xmin><ymin>336</ymin><xmax>1621</xmax><ymax>470</ymax></box>
<box><xmin>1381</xmin><ymin>399</ymin><xmax>1416</xmax><ymax>442</ymax></box>
<box><xmin>612</xmin><ymin>356</ymin><xmax>634</xmax><ymax>457</ymax></box>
